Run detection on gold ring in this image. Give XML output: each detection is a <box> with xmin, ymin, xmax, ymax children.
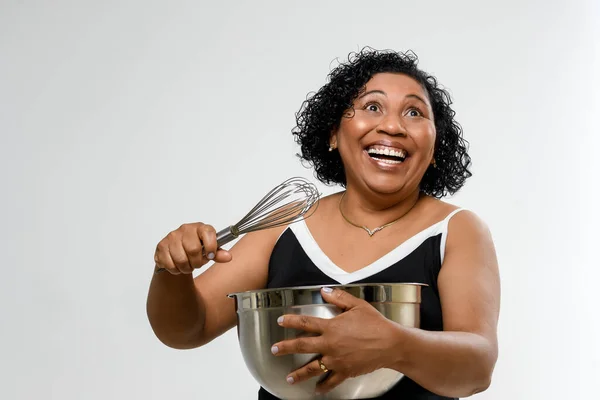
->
<box><xmin>318</xmin><ymin>358</ymin><xmax>329</xmax><ymax>373</ymax></box>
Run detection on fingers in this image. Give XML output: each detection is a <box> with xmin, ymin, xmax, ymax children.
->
<box><xmin>284</xmin><ymin>358</ymin><xmax>346</xmax><ymax>395</ymax></box>
<box><xmin>271</xmin><ymin>314</ymin><xmax>328</xmax><ymax>355</ymax></box>
<box><xmin>214</xmin><ymin>249</ymin><xmax>232</xmax><ymax>263</ymax></box>
<box><xmin>276</xmin><ymin>314</ymin><xmax>326</xmax><ymax>334</ymax></box>
<box><xmin>169</xmin><ymin>241</ymin><xmax>193</xmax><ymax>274</ymax></box>
<box><xmin>320</xmin><ymin>287</ymin><xmax>363</xmax><ymax>311</ymax></box>
<box><xmin>154</xmin><ymin>223</ymin><xmax>232</xmax><ymax>275</ymax></box>
<box><xmin>181</xmin><ymin>225</ymin><xmax>206</xmax><ymax>268</ymax></box>
<box><xmin>197</xmin><ymin>224</ymin><xmax>218</xmax><ymax>262</ymax></box>
<box><xmin>285</xmin><ymin>357</ymin><xmax>331</xmax><ymax>385</ymax></box>
<box><xmin>271</xmin><ymin>335</ymin><xmax>322</xmax><ymax>357</ymax></box>
<box><xmin>154</xmin><ymin>242</ymin><xmax>179</xmax><ymax>275</ymax></box>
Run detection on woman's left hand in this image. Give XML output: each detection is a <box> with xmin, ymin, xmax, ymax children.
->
<box><xmin>270</xmin><ymin>287</ymin><xmax>402</xmax><ymax>394</ymax></box>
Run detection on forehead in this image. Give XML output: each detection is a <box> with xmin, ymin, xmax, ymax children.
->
<box><xmin>363</xmin><ymin>72</ymin><xmax>427</xmax><ymax>97</ymax></box>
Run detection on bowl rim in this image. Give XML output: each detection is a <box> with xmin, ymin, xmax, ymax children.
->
<box><xmin>227</xmin><ymin>282</ymin><xmax>428</xmax><ymax>298</ymax></box>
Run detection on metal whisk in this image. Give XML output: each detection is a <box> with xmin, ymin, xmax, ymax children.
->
<box><xmin>155</xmin><ymin>177</ymin><xmax>320</xmax><ymax>273</ymax></box>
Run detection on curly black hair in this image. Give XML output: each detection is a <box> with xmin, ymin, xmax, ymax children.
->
<box><xmin>292</xmin><ymin>48</ymin><xmax>472</xmax><ymax>198</ymax></box>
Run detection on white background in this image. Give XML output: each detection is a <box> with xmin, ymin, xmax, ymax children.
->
<box><xmin>1</xmin><ymin>0</ymin><xmax>599</xmax><ymax>399</ymax></box>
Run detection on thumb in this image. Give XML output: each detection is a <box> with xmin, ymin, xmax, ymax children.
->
<box><xmin>213</xmin><ymin>249</ymin><xmax>232</xmax><ymax>263</ymax></box>
<box><xmin>320</xmin><ymin>287</ymin><xmax>362</xmax><ymax>311</ymax></box>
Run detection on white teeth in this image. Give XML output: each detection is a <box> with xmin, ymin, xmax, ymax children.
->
<box><xmin>366</xmin><ymin>146</ymin><xmax>407</xmax><ymax>159</ymax></box>
<box><xmin>373</xmin><ymin>158</ymin><xmax>403</xmax><ymax>165</ymax></box>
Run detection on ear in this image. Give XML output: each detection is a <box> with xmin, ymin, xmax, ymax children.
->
<box><xmin>329</xmin><ymin>129</ymin><xmax>338</xmax><ymax>150</ymax></box>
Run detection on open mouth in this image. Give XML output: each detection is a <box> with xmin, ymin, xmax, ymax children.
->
<box><xmin>366</xmin><ymin>145</ymin><xmax>407</xmax><ymax>165</ymax></box>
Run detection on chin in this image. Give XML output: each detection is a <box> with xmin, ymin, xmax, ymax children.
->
<box><xmin>363</xmin><ymin>178</ymin><xmax>410</xmax><ymax>196</ymax></box>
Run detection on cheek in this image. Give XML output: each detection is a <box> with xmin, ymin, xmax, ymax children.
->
<box><xmin>428</xmin><ymin>130</ymin><xmax>437</xmax><ymax>150</ymax></box>
<box><xmin>352</xmin><ymin>118</ymin><xmax>372</xmax><ymax>133</ymax></box>
<box><xmin>417</xmin><ymin>124</ymin><xmax>436</xmax><ymax>151</ymax></box>
<box><xmin>339</xmin><ymin>115</ymin><xmax>373</xmax><ymax>144</ymax></box>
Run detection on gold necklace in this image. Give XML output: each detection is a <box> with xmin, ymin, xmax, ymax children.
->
<box><xmin>338</xmin><ymin>192</ymin><xmax>415</xmax><ymax>237</ymax></box>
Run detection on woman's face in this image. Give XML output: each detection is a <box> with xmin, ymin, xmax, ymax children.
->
<box><xmin>332</xmin><ymin>72</ymin><xmax>436</xmax><ymax>197</ymax></box>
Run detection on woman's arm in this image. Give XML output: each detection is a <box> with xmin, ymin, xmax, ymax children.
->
<box><xmin>388</xmin><ymin>210</ymin><xmax>500</xmax><ymax>396</ymax></box>
<box><xmin>146</xmin><ymin>224</ymin><xmax>283</xmax><ymax>349</ymax></box>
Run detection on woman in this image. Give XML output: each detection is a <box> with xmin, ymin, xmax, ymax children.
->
<box><xmin>147</xmin><ymin>48</ymin><xmax>501</xmax><ymax>399</ymax></box>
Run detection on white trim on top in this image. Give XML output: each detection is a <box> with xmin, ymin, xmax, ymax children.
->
<box><xmin>287</xmin><ymin>209</ymin><xmax>466</xmax><ymax>285</ymax></box>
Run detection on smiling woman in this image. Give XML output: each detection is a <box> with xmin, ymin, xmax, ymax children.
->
<box><xmin>293</xmin><ymin>49</ymin><xmax>472</xmax><ymax>199</ymax></box>
<box><xmin>333</xmin><ymin>73</ymin><xmax>437</xmax><ymax>203</ymax></box>
<box><xmin>147</xmin><ymin>48</ymin><xmax>500</xmax><ymax>400</ymax></box>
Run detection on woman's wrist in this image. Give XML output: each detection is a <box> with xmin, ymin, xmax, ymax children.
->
<box><xmin>379</xmin><ymin>319</ymin><xmax>411</xmax><ymax>371</ymax></box>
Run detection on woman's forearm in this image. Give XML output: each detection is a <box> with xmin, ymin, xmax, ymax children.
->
<box><xmin>388</xmin><ymin>325</ymin><xmax>497</xmax><ymax>398</ymax></box>
<box><xmin>146</xmin><ymin>271</ymin><xmax>206</xmax><ymax>349</ymax></box>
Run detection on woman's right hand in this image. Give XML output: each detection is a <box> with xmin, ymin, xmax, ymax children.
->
<box><xmin>154</xmin><ymin>223</ymin><xmax>232</xmax><ymax>275</ymax></box>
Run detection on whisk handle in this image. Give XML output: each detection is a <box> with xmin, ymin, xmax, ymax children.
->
<box><xmin>154</xmin><ymin>225</ymin><xmax>239</xmax><ymax>274</ymax></box>
<box><xmin>215</xmin><ymin>226</ymin><xmax>239</xmax><ymax>247</ymax></box>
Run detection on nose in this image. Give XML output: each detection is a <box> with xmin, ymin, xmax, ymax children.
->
<box><xmin>376</xmin><ymin>114</ymin><xmax>407</xmax><ymax>137</ymax></box>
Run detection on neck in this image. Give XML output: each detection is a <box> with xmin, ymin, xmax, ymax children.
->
<box><xmin>339</xmin><ymin>187</ymin><xmax>421</xmax><ymax>230</ymax></box>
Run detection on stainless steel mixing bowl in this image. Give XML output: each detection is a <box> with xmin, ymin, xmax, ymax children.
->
<box><xmin>228</xmin><ymin>283</ymin><xmax>424</xmax><ymax>399</ymax></box>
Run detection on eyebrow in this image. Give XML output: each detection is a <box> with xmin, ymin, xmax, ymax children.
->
<box><xmin>358</xmin><ymin>90</ymin><xmax>430</xmax><ymax>107</ymax></box>
<box><xmin>358</xmin><ymin>90</ymin><xmax>386</xmax><ymax>99</ymax></box>
<box><xmin>406</xmin><ymin>94</ymin><xmax>430</xmax><ymax>107</ymax></box>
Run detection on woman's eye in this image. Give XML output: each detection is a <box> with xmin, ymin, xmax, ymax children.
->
<box><xmin>365</xmin><ymin>103</ymin><xmax>380</xmax><ymax>112</ymax></box>
<box><xmin>406</xmin><ymin>108</ymin><xmax>422</xmax><ymax>117</ymax></box>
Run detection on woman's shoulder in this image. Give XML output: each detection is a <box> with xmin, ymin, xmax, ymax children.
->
<box><xmin>421</xmin><ymin>197</ymin><xmax>492</xmax><ymax>243</ymax></box>
<box><xmin>418</xmin><ymin>196</ymin><xmax>490</xmax><ymax>234</ymax></box>
<box><xmin>414</xmin><ymin>196</ymin><xmax>461</xmax><ymax>224</ymax></box>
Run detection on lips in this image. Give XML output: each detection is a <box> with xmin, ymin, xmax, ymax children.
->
<box><xmin>366</xmin><ymin>145</ymin><xmax>407</xmax><ymax>162</ymax></box>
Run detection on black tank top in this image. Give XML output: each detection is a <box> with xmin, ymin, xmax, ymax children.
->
<box><xmin>257</xmin><ymin>209</ymin><xmax>464</xmax><ymax>400</ymax></box>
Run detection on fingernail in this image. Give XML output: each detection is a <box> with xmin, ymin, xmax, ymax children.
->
<box><xmin>207</xmin><ymin>252</ymin><xmax>215</xmax><ymax>260</ymax></box>
<box><xmin>277</xmin><ymin>316</ymin><xmax>284</xmax><ymax>324</ymax></box>
<box><xmin>322</xmin><ymin>287</ymin><xmax>333</xmax><ymax>293</ymax></box>
<box><xmin>286</xmin><ymin>376</ymin><xmax>294</xmax><ymax>384</ymax></box>
<box><xmin>271</xmin><ymin>345</ymin><xmax>279</xmax><ymax>354</ymax></box>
